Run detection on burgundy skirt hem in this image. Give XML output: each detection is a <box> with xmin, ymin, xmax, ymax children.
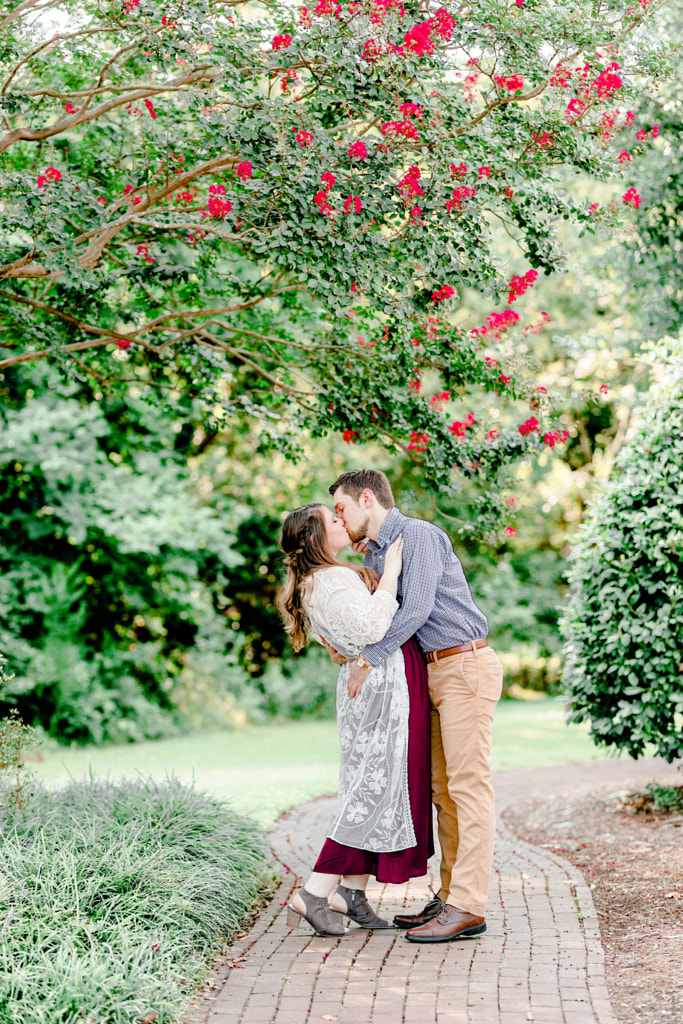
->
<box><xmin>313</xmin><ymin>636</ymin><xmax>434</xmax><ymax>885</ymax></box>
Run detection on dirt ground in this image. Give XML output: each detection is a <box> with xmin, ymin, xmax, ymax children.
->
<box><xmin>504</xmin><ymin>784</ymin><xmax>683</xmax><ymax>1024</ymax></box>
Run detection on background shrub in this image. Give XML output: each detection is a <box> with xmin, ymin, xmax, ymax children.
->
<box><xmin>561</xmin><ymin>351</ymin><xmax>683</xmax><ymax>761</ymax></box>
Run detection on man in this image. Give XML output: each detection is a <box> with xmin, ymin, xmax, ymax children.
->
<box><xmin>328</xmin><ymin>468</ymin><xmax>503</xmax><ymax>942</ymax></box>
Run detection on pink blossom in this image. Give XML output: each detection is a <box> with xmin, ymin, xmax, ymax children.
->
<box><xmin>450</xmin><ymin>163</ymin><xmax>467</xmax><ymax>178</ymax></box>
<box><xmin>236</xmin><ymin>161</ymin><xmax>253</xmax><ymax>180</ymax></box>
<box><xmin>399</xmin><ymin>102</ymin><xmax>423</xmax><ymax>119</ymax></box>
<box><xmin>485</xmin><ymin>428</ymin><xmax>500</xmax><ymax>440</ymax></box>
<box><xmin>447</xmin><ymin>185</ymin><xmax>475</xmax><ymax>212</ymax></box>
<box><xmin>618</xmin><ymin>151</ymin><xmax>631</xmax><ymax>164</ymax></box>
<box><xmin>478</xmin><ymin>166</ymin><xmax>491</xmax><ymax>180</ymax></box>
<box><xmin>495</xmin><ymin>75</ymin><xmax>524</xmax><ymax>92</ymax></box>
<box><xmin>344</xmin><ymin>195</ymin><xmax>362</xmax><ymax>214</ymax></box>
<box><xmin>508</xmin><ymin>269</ymin><xmax>538</xmax><ymax>303</ymax></box>
<box><xmin>506</xmin><ymin>527</ymin><xmax>517</xmax><ymax>537</ymax></box>
<box><xmin>622</xmin><ymin>187</ymin><xmax>641</xmax><ymax>208</ymax></box>
<box><xmin>408</xmin><ymin>430</ymin><xmax>429</xmax><ymax>453</ymax></box>
<box><xmin>519</xmin><ymin>417</ymin><xmax>540</xmax><ymax>437</ymax></box>
<box><xmin>432</xmin><ymin>285</ymin><xmax>455</xmax><ymax>303</ymax></box>
<box><xmin>272</xmin><ymin>34</ymin><xmax>292</xmax><ymax>50</ymax></box>
<box><xmin>296</xmin><ymin>130</ymin><xmax>313</xmax><ymax>147</ymax></box>
<box><xmin>543</xmin><ymin>429</ymin><xmax>569</xmax><ymax>449</ymax></box>
<box><xmin>349</xmin><ymin>140</ymin><xmax>368</xmax><ymax>160</ymax></box>
<box><xmin>143</xmin><ymin>97</ymin><xmax>157</xmax><ymax>119</ymax></box>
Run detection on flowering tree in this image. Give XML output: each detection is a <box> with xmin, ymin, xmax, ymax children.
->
<box><xmin>0</xmin><ymin>0</ymin><xmax>667</xmax><ymax>538</ymax></box>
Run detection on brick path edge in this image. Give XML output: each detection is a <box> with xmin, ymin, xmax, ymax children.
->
<box><xmin>185</xmin><ymin>757</ymin><xmax>682</xmax><ymax>1024</ymax></box>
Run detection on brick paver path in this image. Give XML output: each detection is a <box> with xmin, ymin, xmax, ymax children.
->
<box><xmin>187</xmin><ymin>758</ymin><xmax>681</xmax><ymax>1024</ymax></box>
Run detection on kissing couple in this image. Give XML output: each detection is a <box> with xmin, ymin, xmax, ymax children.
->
<box><xmin>278</xmin><ymin>469</ymin><xmax>504</xmax><ymax>943</ymax></box>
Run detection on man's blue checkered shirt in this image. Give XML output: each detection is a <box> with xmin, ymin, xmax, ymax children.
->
<box><xmin>361</xmin><ymin>506</ymin><xmax>489</xmax><ymax>665</ymax></box>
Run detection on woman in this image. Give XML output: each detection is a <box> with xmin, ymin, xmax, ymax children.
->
<box><xmin>278</xmin><ymin>503</ymin><xmax>433</xmax><ymax>937</ymax></box>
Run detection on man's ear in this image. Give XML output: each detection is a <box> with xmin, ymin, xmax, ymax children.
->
<box><xmin>361</xmin><ymin>488</ymin><xmax>374</xmax><ymax>508</ymax></box>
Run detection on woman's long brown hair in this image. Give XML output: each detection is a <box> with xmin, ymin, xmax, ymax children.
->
<box><xmin>278</xmin><ymin>504</ymin><xmax>378</xmax><ymax>651</ymax></box>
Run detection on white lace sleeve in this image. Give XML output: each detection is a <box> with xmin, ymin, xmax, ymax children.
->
<box><xmin>305</xmin><ymin>566</ymin><xmax>398</xmax><ymax>656</ymax></box>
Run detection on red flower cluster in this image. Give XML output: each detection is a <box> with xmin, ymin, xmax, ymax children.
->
<box><xmin>315</xmin><ymin>172</ymin><xmax>335</xmax><ymax>216</ymax></box>
<box><xmin>381</xmin><ymin>119</ymin><xmax>420</xmax><ymax>141</ymax></box>
<box><xmin>403</xmin><ymin>7</ymin><xmax>455</xmax><ymax>57</ymax></box>
<box><xmin>362</xmin><ymin>39</ymin><xmax>383</xmax><ymax>63</ymax></box>
<box><xmin>174</xmin><ymin>191</ymin><xmax>195</xmax><ymax>204</ymax></box>
<box><xmin>409</xmin><ymin>206</ymin><xmax>423</xmax><ymax>224</ymax></box>
<box><xmin>471</xmin><ymin>309</ymin><xmax>520</xmax><ymax>340</ymax></box>
<box><xmin>446</xmin><ymin>185</ymin><xmax>475</xmax><ymax>212</ymax></box>
<box><xmin>485</xmin><ymin>428</ymin><xmax>499</xmax><ymax>440</ymax></box>
<box><xmin>506</xmin><ymin>527</ymin><xmax>517</xmax><ymax>537</ymax></box>
<box><xmin>618</xmin><ymin>150</ymin><xmax>631</xmax><ymax>164</ymax></box>
<box><xmin>519</xmin><ymin>417</ymin><xmax>539</xmax><ymax>437</ymax></box>
<box><xmin>208</xmin><ymin>183</ymin><xmax>232</xmax><ymax>218</ymax></box>
<box><xmin>399</xmin><ymin>102</ymin><xmax>423</xmax><ymax>119</ymax></box>
<box><xmin>349</xmin><ymin>140</ymin><xmax>368</xmax><ymax>160</ymax></box>
<box><xmin>136</xmin><ymin>244</ymin><xmax>155</xmax><ymax>264</ymax></box>
<box><xmin>599</xmin><ymin>383</ymin><xmax>609</xmax><ymax>394</ymax></box>
<box><xmin>495</xmin><ymin>75</ymin><xmax>524</xmax><ymax>92</ymax></box>
<box><xmin>272</xmin><ymin>34</ymin><xmax>292</xmax><ymax>50</ymax></box>
<box><xmin>115</xmin><ymin>338</ymin><xmax>131</xmax><ymax>349</ymax></box>
<box><xmin>565</xmin><ymin>97</ymin><xmax>586</xmax><ymax>123</ymax></box>
<box><xmin>408</xmin><ymin>431</ymin><xmax>429</xmax><ymax>453</ymax></box>
<box><xmin>65</xmin><ymin>102</ymin><xmax>79</xmax><ymax>114</ymax></box>
<box><xmin>143</xmin><ymin>98</ymin><xmax>157</xmax><ymax>119</ymax></box>
<box><xmin>450</xmin><ymin>163</ymin><xmax>467</xmax><ymax>178</ymax></box>
<box><xmin>344</xmin><ymin>194</ymin><xmax>362</xmax><ymax>214</ymax></box>
<box><xmin>508</xmin><ymin>269</ymin><xmax>538</xmax><ymax>303</ymax></box>
<box><xmin>432</xmin><ymin>285</ymin><xmax>455</xmax><ymax>303</ymax></box>
<box><xmin>591</xmin><ymin>63</ymin><xmax>622</xmax><ymax>101</ymax></box>
<box><xmin>343</xmin><ymin>430</ymin><xmax>358</xmax><ymax>444</ymax></box>
<box><xmin>622</xmin><ymin>187</ymin><xmax>641</xmax><ymax>208</ymax></box>
<box><xmin>409</xmin><ymin>376</ymin><xmax>422</xmax><ymax>393</ymax></box>
<box><xmin>543</xmin><ymin>429</ymin><xmax>569</xmax><ymax>449</ymax></box>
<box><xmin>478</xmin><ymin>166</ymin><xmax>491</xmax><ymax>180</ymax></box>
<box><xmin>236</xmin><ymin>161</ymin><xmax>252</xmax><ymax>180</ymax></box>
<box><xmin>398</xmin><ymin>165</ymin><xmax>423</xmax><ymax>204</ymax></box>
<box><xmin>429</xmin><ymin>390</ymin><xmax>451</xmax><ymax>410</ymax></box>
<box><xmin>449</xmin><ymin>413</ymin><xmax>475</xmax><ymax>437</ymax></box>
<box><xmin>36</xmin><ymin>166</ymin><xmax>61</xmax><ymax>187</ymax></box>
<box><xmin>550</xmin><ymin>65</ymin><xmax>572</xmax><ymax>88</ymax></box>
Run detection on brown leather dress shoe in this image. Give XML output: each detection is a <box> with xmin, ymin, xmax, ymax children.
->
<box><xmin>393</xmin><ymin>895</ymin><xmax>445</xmax><ymax>929</ymax></box>
<box><xmin>405</xmin><ymin>904</ymin><xmax>486</xmax><ymax>943</ymax></box>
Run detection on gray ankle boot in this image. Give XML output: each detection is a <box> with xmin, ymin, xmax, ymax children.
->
<box><xmin>332</xmin><ymin>885</ymin><xmax>394</xmax><ymax>929</ymax></box>
<box><xmin>286</xmin><ymin>888</ymin><xmax>346</xmax><ymax>936</ymax></box>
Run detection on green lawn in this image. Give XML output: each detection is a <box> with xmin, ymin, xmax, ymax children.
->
<box><xmin>34</xmin><ymin>698</ymin><xmax>611</xmax><ymax>824</ymax></box>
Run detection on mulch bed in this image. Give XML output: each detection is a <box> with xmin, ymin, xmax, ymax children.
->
<box><xmin>504</xmin><ymin>783</ymin><xmax>683</xmax><ymax>1024</ymax></box>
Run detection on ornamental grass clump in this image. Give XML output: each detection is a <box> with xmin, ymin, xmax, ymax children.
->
<box><xmin>0</xmin><ymin>774</ymin><xmax>270</xmax><ymax>1024</ymax></box>
<box><xmin>562</xmin><ymin>353</ymin><xmax>683</xmax><ymax>762</ymax></box>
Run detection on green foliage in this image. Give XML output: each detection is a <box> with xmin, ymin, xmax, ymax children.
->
<box><xmin>0</xmin><ymin>657</ymin><xmax>41</xmax><ymax>812</ymax></box>
<box><xmin>0</xmin><ymin>0</ymin><xmax>668</xmax><ymax>538</ymax></box>
<box><xmin>0</xmin><ymin>774</ymin><xmax>269</xmax><ymax>1024</ymax></box>
<box><xmin>645</xmin><ymin>780</ymin><xmax>683</xmax><ymax>812</ymax></box>
<box><xmin>561</xmin><ymin>352</ymin><xmax>683</xmax><ymax>762</ymax></box>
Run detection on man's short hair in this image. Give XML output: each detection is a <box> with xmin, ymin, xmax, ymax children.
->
<box><xmin>329</xmin><ymin>469</ymin><xmax>395</xmax><ymax>509</ymax></box>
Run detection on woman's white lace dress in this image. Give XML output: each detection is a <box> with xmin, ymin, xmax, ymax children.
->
<box><xmin>302</xmin><ymin>566</ymin><xmax>415</xmax><ymax>853</ymax></box>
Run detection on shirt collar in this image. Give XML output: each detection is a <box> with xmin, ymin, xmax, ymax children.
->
<box><xmin>368</xmin><ymin>506</ymin><xmax>403</xmax><ymax>550</ymax></box>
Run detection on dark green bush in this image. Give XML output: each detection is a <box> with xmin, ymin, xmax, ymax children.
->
<box><xmin>561</xmin><ymin>355</ymin><xmax>683</xmax><ymax>761</ymax></box>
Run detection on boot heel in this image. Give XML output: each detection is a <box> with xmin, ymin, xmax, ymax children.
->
<box><xmin>286</xmin><ymin>906</ymin><xmax>301</xmax><ymax>929</ymax></box>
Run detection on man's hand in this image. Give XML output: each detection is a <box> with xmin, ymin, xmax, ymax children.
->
<box><xmin>321</xmin><ymin>637</ymin><xmax>347</xmax><ymax>665</ymax></box>
<box><xmin>347</xmin><ymin>660</ymin><xmax>372</xmax><ymax>699</ymax></box>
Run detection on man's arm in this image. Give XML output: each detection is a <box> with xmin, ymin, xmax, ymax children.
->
<box><xmin>361</xmin><ymin>524</ymin><xmax>443</xmax><ymax>665</ymax></box>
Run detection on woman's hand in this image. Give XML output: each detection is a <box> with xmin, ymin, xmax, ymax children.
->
<box><xmin>383</xmin><ymin>535</ymin><xmax>403</xmax><ymax>577</ymax></box>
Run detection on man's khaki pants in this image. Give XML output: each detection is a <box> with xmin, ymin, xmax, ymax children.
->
<box><xmin>427</xmin><ymin>644</ymin><xmax>503</xmax><ymax>917</ymax></box>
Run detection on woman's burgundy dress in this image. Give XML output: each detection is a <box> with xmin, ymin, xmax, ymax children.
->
<box><xmin>313</xmin><ymin>636</ymin><xmax>433</xmax><ymax>883</ymax></box>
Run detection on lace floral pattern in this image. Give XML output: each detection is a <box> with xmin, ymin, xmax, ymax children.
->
<box><xmin>303</xmin><ymin>567</ymin><xmax>415</xmax><ymax>853</ymax></box>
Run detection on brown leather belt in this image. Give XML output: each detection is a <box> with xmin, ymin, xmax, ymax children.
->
<box><xmin>425</xmin><ymin>639</ymin><xmax>488</xmax><ymax>663</ymax></box>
